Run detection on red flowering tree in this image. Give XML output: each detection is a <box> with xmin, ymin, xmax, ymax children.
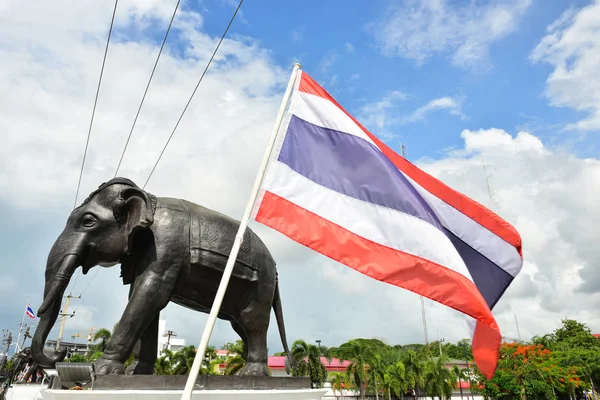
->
<box><xmin>473</xmin><ymin>343</ymin><xmax>584</xmax><ymax>400</ymax></box>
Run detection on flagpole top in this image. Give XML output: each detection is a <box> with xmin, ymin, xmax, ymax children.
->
<box><xmin>293</xmin><ymin>62</ymin><xmax>301</xmax><ymax>69</ymax></box>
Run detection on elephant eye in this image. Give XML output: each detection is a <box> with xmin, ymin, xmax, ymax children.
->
<box><xmin>82</xmin><ymin>215</ymin><xmax>96</xmax><ymax>228</ymax></box>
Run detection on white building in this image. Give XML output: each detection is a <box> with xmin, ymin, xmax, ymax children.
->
<box><xmin>157</xmin><ymin>318</ymin><xmax>186</xmax><ymax>357</ymax></box>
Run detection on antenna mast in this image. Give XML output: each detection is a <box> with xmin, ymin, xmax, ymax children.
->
<box><xmin>401</xmin><ymin>144</ymin><xmax>430</xmax><ymax>349</ymax></box>
<box><xmin>480</xmin><ymin>153</ymin><xmax>522</xmax><ymax>342</ymax></box>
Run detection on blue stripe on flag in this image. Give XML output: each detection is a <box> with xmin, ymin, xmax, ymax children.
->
<box><xmin>279</xmin><ymin>115</ymin><xmax>513</xmax><ymax>304</ymax></box>
<box><xmin>444</xmin><ymin>229</ymin><xmax>514</xmax><ymax>309</ymax></box>
<box><xmin>279</xmin><ymin>115</ymin><xmax>444</xmax><ymax>230</ymax></box>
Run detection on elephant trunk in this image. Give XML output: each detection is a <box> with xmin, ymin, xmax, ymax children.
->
<box><xmin>32</xmin><ymin>236</ymin><xmax>82</xmax><ymax>368</ymax></box>
<box><xmin>37</xmin><ymin>253</ymin><xmax>79</xmax><ymax>315</ymax></box>
<box><xmin>30</xmin><ymin>279</ymin><xmax>67</xmax><ymax>367</ymax></box>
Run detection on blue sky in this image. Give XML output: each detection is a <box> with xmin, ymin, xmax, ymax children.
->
<box><xmin>1</xmin><ymin>0</ymin><xmax>600</xmax><ymax>356</ymax></box>
<box><xmin>184</xmin><ymin>0</ymin><xmax>596</xmax><ymax>159</ymax></box>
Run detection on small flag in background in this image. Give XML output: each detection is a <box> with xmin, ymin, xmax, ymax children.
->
<box><xmin>251</xmin><ymin>69</ymin><xmax>523</xmax><ymax>379</ymax></box>
<box><xmin>26</xmin><ymin>304</ymin><xmax>35</xmax><ymax>319</ymax></box>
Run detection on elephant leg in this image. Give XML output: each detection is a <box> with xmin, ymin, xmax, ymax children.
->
<box><xmin>237</xmin><ymin>296</ymin><xmax>272</xmax><ymax>376</ymax></box>
<box><xmin>230</xmin><ymin>320</ymin><xmax>248</xmax><ymax>362</ymax></box>
<box><xmin>96</xmin><ymin>272</ymin><xmax>175</xmax><ymax>374</ymax></box>
<box><xmin>126</xmin><ymin>313</ymin><xmax>159</xmax><ymax>375</ymax></box>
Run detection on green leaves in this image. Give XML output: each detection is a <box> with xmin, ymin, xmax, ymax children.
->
<box><xmin>290</xmin><ymin>339</ymin><xmax>329</xmax><ymax>388</ymax></box>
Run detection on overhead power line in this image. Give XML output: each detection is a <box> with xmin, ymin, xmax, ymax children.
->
<box><xmin>73</xmin><ymin>0</ymin><xmax>119</xmax><ymax>209</ymax></box>
<box><xmin>68</xmin><ymin>0</ymin><xmax>118</xmax><ymax>297</ymax></box>
<box><xmin>114</xmin><ymin>0</ymin><xmax>182</xmax><ymax>178</ymax></box>
<box><xmin>142</xmin><ymin>0</ymin><xmax>245</xmax><ymax>190</ymax></box>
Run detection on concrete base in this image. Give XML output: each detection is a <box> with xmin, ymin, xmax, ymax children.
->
<box><xmin>49</xmin><ymin>375</ymin><xmax>311</xmax><ymax>391</ymax></box>
<box><xmin>40</xmin><ymin>375</ymin><xmax>326</xmax><ymax>400</ymax></box>
<box><xmin>40</xmin><ymin>388</ymin><xmax>328</xmax><ymax>400</ymax></box>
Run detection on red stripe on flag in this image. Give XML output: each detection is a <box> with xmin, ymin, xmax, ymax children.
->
<box><xmin>255</xmin><ymin>190</ymin><xmax>500</xmax><ymax>378</ymax></box>
<box><xmin>297</xmin><ymin>71</ymin><xmax>522</xmax><ymax>257</ymax></box>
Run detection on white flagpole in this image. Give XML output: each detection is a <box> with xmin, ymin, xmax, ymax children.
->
<box><xmin>14</xmin><ymin>299</ymin><xmax>28</xmax><ymax>355</ymax></box>
<box><xmin>181</xmin><ymin>62</ymin><xmax>301</xmax><ymax>400</ymax></box>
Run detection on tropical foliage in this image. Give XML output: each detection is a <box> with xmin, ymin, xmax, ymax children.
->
<box><xmin>290</xmin><ymin>339</ymin><xmax>331</xmax><ymax>388</ymax></box>
<box><xmin>154</xmin><ymin>345</ymin><xmax>218</xmax><ymax>375</ymax></box>
<box><xmin>222</xmin><ymin>340</ymin><xmax>247</xmax><ymax>375</ymax></box>
<box><xmin>472</xmin><ymin>318</ymin><xmax>600</xmax><ymax>400</ymax></box>
<box><xmin>4</xmin><ymin>316</ymin><xmax>600</xmax><ymax>400</ymax></box>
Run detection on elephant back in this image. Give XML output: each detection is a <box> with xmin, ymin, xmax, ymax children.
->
<box><xmin>179</xmin><ymin>199</ymin><xmax>275</xmax><ymax>282</ymax></box>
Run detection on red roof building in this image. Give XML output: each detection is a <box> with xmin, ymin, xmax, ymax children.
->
<box><xmin>215</xmin><ymin>353</ymin><xmax>351</xmax><ymax>376</ymax></box>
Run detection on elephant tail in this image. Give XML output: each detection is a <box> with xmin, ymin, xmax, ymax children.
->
<box><xmin>272</xmin><ymin>277</ymin><xmax>296</xmax><ymax>374</ymax></box>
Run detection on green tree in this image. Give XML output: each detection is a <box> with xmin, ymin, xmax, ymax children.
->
<box><xmin>92</xmin><ymin>328</ymin><xmax>111</xmax><ymax>352</ymax></box>
<box><xmin>66</xmin><ymin>354</ymin><xmax>87</xmax><ymax>363</ymax></box>
<box><xmin>452</xmin><ymin>365</ymin><xmax>467</xmax><ymax>400</ymax></box>
<box><xmin>402</xmin><ymin>349</ymin><xmax>425</xmax><ymax>398</ymax></box>
<box><xmin>291</xmin><ymin>339</ymin><xmax>330</xmax><ymax>388</ymax></box>
<box><xmin>382</xmin><ymin>361</ymin><xmax>407</xmax><ymax>400</ymax></box>
<box><xmin>224</xmin><ymin>340</ymin><xmax>247</xmax><ymax>375</ymax></box>
<box><xmin>328</xmin><ymin>371</ymin><xmax>345</xmax><ymax>398</ymax></box>
<box><xmin>553</xmin><ymin>319</ymin><xmax>600</xmax><ymax>349</ymax></box>
<box><xmin>171</xmin><ymin>345</ymin><xmax>197</xmax><ymax>375</ymax></box>
<box><xmin>331</xmin><ymin>339</ymin><xmax>375</xmax><ymax>400</ymax></box>
<box><xmin>154</xmin><ymin>349</ymin><xmax>175</xmax><ymax>375</ymax></box>
<box><xmin>473</xmin><ymin>342</ymin><xmax>584</xmax><ymax>400</ymax></box>
<box><xmin>423</xmin><ymin>355</ymin><xmax>457</xmax><ymax>400</ymax></box>
<box><xmin>442</xmin><ymin>339</ymin><xmax>473</xmax><ymax>361</ymax></box>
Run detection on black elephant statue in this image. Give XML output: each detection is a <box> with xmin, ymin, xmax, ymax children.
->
<box><xmin>31</xmin><ymin>177</ymin><xmax>295</xmax><ymax>376</ymax></box>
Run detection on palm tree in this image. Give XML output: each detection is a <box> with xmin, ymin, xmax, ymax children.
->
<box><xmin>423</xmin><ymin>356</ymin><xmax>457</xmax><ymax>400</ymax></box>
<box><xmin>452</xmin><ymin>365</ymin><xmax>466</xmax><ymax>400</ymax></box>
<box><xmin>171</xmin><ymin>346</ymin><xmax>197</xmax><ymax>375</ymax></box>
<box><xmin>332</xmin><ymin>340</ymin><xmax>373</xmax><ymax>400</ymax></box>
<box><xmin>368</xmin><ymin>353</ymin><xmax>387</xmax><ymax>400</ymax></box>
<box><xmin>224</xmin><ymin>340</ymin><xmax>247</xmax><ymax>375</ymax></box>
<box><xmin>383</xmin><ymin>361</ymin><xmax>407</xmax><ymax>400</ymax></box>
<box><xmin>329</xmin><ymin>371</ymin><xmax>345</xmax><ymax>398</ymax></box>
<box><xmin>92</xmin><ymin>328</ymin><xmax>111</xmax><ymax>352</ymax></box>
<box><xmin>155</xmin><ymin>348</ymin><xmax>175</xmax><ymax>375</ymax></box>
<box><xmin>291</xmin><ymin>339</ymin><xmax>330</xmax><ymax>388</ymax></box>
<box><xmin>402</xmin><ymin>350</ymin><xmax>425</xmax><ymax>399</ymax></box>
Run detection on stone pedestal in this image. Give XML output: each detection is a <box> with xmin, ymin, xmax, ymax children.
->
<box><xmin>40</xmin><ymin>375</ymin><xmax>327</xmax><ymax>400</ymax></box>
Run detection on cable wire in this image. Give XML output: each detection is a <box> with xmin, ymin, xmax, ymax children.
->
<box><xmin>75</xmin><ymin>0</ymin><xmax>181</xmax><ymax>313</ymax></box>
<box><xmin>114</xmin><ymin>0</ymin><xmax>181</xmax><ymax>178</ymax></box>
<box><xmin>68</xmin><ymin>0</ymin><xmax>118</xmax><ymax>297</ymax></box>
<box><xmin>73</xmin><ymin>0</ymin><xmax>119</xmax><ymax>209</ymax></box>
<box><xmin>142</xmin><ymin>0</ymin><xmax>245</xmax><ymax>190</ymax></box>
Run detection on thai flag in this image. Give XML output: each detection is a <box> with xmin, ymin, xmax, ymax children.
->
<box><xmin>252</xmin><ymin>70</ymin><xmax>523</xmax><ymax>379</ymax></box>
<box><xmin>26</xmin><ymin>304</ymin><xmax>36</xmax><ymax>319</ymax></box>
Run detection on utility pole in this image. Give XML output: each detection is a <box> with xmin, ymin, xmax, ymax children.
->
<box><xmin>480</xmin><ymin>154</ymin><xmax>497</xmax><ymax>208</ymax></box>
<box><xmin>56</xmin><ymin>294</ymin><xmax>81</xmax><ymax>351</ymax></box>
<box><xmin>514</xmin><ymin>313</ymin><xmax>522</xmax><ymax>342</ymax></box>
<box><xmin>2</xmin><ymin>331</ymin><xmax>12</xmax><ymax>356</ymax></box>
<box><xmin>401</xmin><ymin>143</ymin><xmax>430</xmax><ymax>351</ymax></box>
<box><xmin>163</xmin><ymin>330</ymin><xmax>177</xmax><ymax>350</ymax></box>
<box><xmin>20</xmin><ymin>326</ymin><xmax>31</xmax><ymax>350</ymax></box>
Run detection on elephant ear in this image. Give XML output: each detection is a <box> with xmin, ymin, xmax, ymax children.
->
<box><xmin>115</xmin><ymin>187</ymin><xmax>155</xmax><ymax>254</ymax></box>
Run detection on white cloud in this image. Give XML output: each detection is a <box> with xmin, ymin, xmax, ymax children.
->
<box><xmin>358</xmin><ymin>93</ymin><xmax>465</xmax><ymax>139</ymax></box>
<box><xmin>403</xmin><ymin>96</ymin><xmax>466</xmax><ymax>123</ymax></box>
<box><xmin>530</xmin><ymin>0</ymin><xmax>600</xmax><ymax>131</ymax></box>
<box><xmin>367</xmin><ymin>0</ymin><xmax>531</xmax><ymax>70</ymax></box>
<box><xmin>358</xmin><ymin>90</ymin><xmax>408</xmax><ymax>132</ymax></box>
<box><xmin>416</xmin><ymin>127</ymin><xmax>600</xmax><ymax>338</ymax></box>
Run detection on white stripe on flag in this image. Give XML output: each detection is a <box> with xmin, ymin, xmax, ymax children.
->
<box><xmin>261</xmin><ymin>160</ymin><xmax>473</xmax><ymax>279</ymax></box>
<box><xmin>403</xmin><ymin>173</ymin><xmax>523</xmax><ymax>277</ymax></box>
<box><xmin>291</xmin><ymin>91</ymin><xmax>379</xmax><ymax>148</ymax></box>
